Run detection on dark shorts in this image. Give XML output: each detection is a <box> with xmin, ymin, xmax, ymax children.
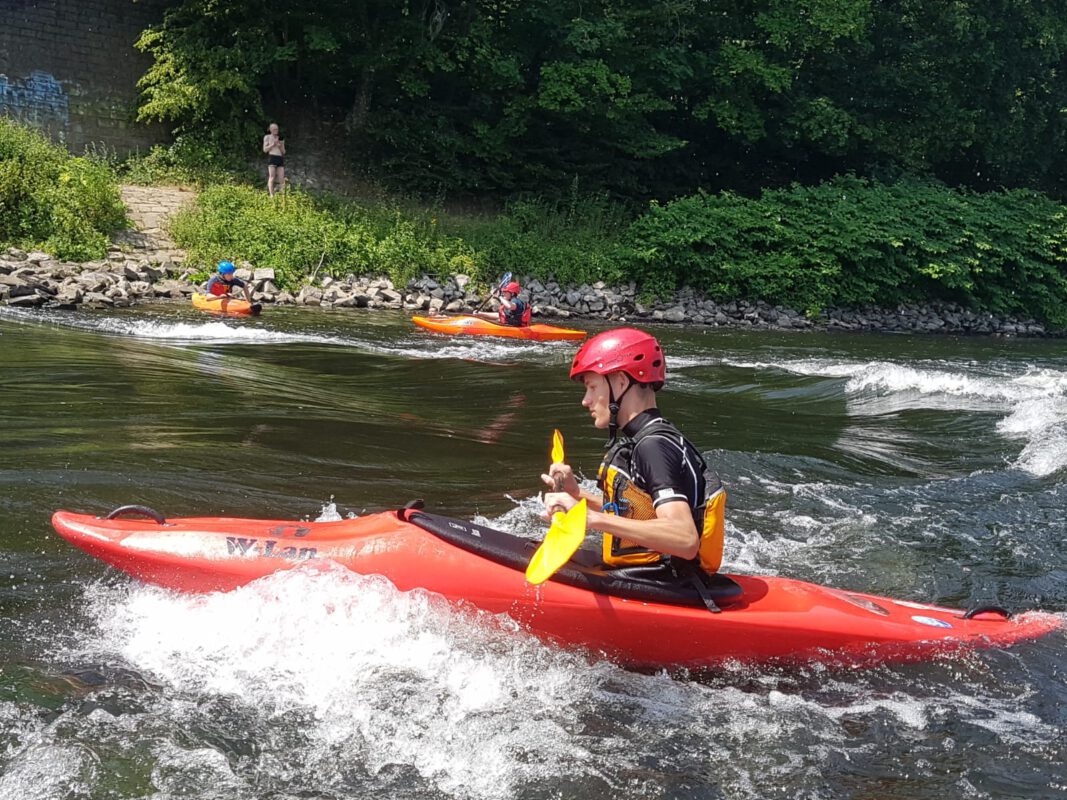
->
<box><xmin>268</xmin><ymin>154</ymin><xmax>285</xmax><ymax>168</ymax></box>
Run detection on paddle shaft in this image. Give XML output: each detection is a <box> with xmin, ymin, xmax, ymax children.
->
<box><xmin>549</xmin><ymin>472</ymin><xmax>567</xmax><ymax>514</ymax></box>
<box><xmin>473</xmin><ymin>272</ymin><xmax>513</xmax><ymax>314</ymax></box>
<box><xmin>473</xmin><ymin>289</ymin><xmax>499</xmax><ymax>314</ymax></box>
<box><xmin>525</xmin><ymin>431</ymin><xmax>588</xmax><ymax>585</ymax></box>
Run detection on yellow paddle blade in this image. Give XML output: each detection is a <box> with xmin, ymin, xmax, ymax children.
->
<box><xmin>525</xmin><ymin>499</ymin><xmax>587</xmax><ymax>585</ymax></box>
<box><xmin>551</xmin><ymin>429</ymin><xmax>565</xmax><ymax>465</ymax></box>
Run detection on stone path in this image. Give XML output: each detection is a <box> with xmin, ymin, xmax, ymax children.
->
<box><xmin>112</xmin><ymin>184</ymin><xmax>196</xmax><ymax>264</ymax></box>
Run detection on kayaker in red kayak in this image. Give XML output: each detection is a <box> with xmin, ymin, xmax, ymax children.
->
<box><xmin>476</xmin><ymin>281</ymin><xmax>531</xmax><ymax>327</ymax></box>
<box><xmin>542</xmin><ymin>328</ymin><xmax>727</xmax><ymax>588</ymax></box>
<box><xmin>205</xmin><ymin>260</ymin><xmax>254</xmax><ymax>305</ymax></box>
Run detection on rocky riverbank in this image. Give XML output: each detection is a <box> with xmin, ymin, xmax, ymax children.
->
<box><xmin>0</xmin><ymin>247</ymin><xmax>1055</xmax><ymax>337</ymax></box>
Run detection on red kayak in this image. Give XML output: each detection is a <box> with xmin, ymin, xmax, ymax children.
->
<box><xmin>412</xmin><ymin>315</ymin><xmax>587</xmax><ymax>341</ymax></box>
<box><xmin>51</xmin><ymin>505</ymin><xmax>1061</xmax><ymax>669</ymax></box>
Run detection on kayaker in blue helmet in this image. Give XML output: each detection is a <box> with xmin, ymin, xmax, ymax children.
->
<box><xmin>541</xmin><ymin>328</ymin><xmax>727</xmax><ymax>579</ymax></box>
<box><xmin>205</xmin><ymin>261</ymin><xmax>254</xmax><ymax>305</ymax></box>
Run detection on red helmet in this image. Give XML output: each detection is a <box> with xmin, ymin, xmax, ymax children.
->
<box><xmin>569</xmin><ymin>328</ymin><xmax>665</xmax><ymax>390</ymax></box>
<box><xmin>503</xmin><ymin>281</ymin><xmax>521</xmax><ymax>294</ymax></box>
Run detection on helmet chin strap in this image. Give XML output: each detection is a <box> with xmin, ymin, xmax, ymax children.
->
<box><xmin>606</xmin><ymin>375</ymin><xmax>635</xmax><ymax>448</ymax></box>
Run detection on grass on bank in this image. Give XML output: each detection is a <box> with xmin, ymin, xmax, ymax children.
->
<box><xmin>0</xmin><ymin>119</ymin><xmax>127</xmax><ymax>261</ymax></box>
<box><xmin>169</xmin><ymin>184</ymin><xmax>631</xmax><ymax>291</ymax></box>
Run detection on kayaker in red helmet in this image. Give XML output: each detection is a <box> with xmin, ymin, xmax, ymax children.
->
<box><xmin>477</xmin><ymin>281</ymin><xmax>531</xmax><ymax>327</ymax></box>
<box><xmin>542</xmin><ymin>327</ymin><xmax>727</xmax><ymax>588</ymax></box>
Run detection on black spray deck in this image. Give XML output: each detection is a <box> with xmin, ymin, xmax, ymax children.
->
<box><xmin>403</xmin><ymin>508</ymin><xmax>743</xmax><ymax>609</ymax></box>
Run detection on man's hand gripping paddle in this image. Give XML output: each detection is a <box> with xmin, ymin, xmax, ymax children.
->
<box><xmin>525</xmin><ymin>429</ymin><xmax>587</xmax><ymax>585</ymax></box>
<box><xmin>473</xmin><ymin>271</ymin><xmax>513</xmax><ymax>314</ymax></box>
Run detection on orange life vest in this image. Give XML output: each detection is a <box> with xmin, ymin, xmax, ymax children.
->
<box><xmin>596</xmin><ymin>417</ymin><xmax>726</xmax><ymax>573</ymax></box>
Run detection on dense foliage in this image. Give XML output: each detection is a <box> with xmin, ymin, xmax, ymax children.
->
<box><xmin>137</xmin><ymin>0</ymin><xmax>1067</xmax><ymax>200</ymax></box>
<box><xmin>628</xmin><ymin>177</ymin><xmax>1067</xmax><ymax>327</ymax></box>
<box><xmin>170</xmin><ymin>179</ymin><xmax>1067</xmax><ymax>327</ymax></box>
<box><xmin>0</xmin><ymin>119</ymin><xmax>127</xmax><ymax>260</ymax></box>
<box><xmin>120</xmin><ymin>139</ymin><xmax>254</xmax><ymax>187</ymax></box>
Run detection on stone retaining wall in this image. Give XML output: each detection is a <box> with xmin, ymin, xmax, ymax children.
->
<box><xmin>0</xmin><ymin>247</ymin><xmax>1054</xmax><ymax>338</ymax></box>
<box><xmin>0</xmin><ymin>0</ymin><xmax>169</xmax><ymax>153</ymax></box>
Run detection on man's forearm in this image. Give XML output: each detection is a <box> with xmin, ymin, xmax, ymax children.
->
<box><xmin>588</xmin><ymin>505</ymin><xmax>699</xmax><ymax>560</ymax></box>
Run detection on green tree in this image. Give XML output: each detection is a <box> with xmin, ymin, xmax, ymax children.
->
<box><xmin>134</xmin><ymin>0</ymin><xmax>1067</xmax><ymax>199</ymax></box>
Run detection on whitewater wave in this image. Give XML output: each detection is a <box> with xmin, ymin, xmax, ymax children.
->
<box><xmin>61</xmin><ymin>564</ymin><xmax>600</xmax><ymax>800</ymax></box>
<box><xmin>34</xmin><ymin>549</ymin><xmax>1059</xmax><ymax>800</ymax></box>
<box><xmin>722</xmin><ymin>357</ymin><xmax>1067</xmax><ymax>477</ymax></box>
<box><xmin>372</xmin><ymin>336</ymin><xmax>576</xmax><ymax>366</ymax></box>
<box><xmin>0</xmin><ymin>306</ymin><xmax>356</xmax><ymax>347</ymax></box>
<box><xmin>0</xmin><ymin>306</ymin><xmax>577</xmax><ymax>366</ymax></box>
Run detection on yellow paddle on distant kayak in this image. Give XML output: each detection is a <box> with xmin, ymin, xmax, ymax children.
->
<box><xmin>525</xmin><ymin>429</ymin><xmax>588</xmax><ymax>585</ymax></box>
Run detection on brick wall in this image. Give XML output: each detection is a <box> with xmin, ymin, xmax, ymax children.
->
<box><xmin>0</xmin><ymin>0</ymin><xmax>171</xmax><ymax>153</ymax></box>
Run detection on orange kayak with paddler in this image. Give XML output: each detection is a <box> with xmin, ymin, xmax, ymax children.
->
<box><xmin>412</xmin><ymin>314</ymin><xmax>586</xmax><ymax>341</ymax></box>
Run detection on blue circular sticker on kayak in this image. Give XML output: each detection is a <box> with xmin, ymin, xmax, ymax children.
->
<box><xmin>912</xmin><ymin>615</ymin><xmax>953</xmax><ymax>628</ymax></box>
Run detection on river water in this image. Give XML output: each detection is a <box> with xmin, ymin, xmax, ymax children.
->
<box><xmin>0</xmin><ymin>304</ymin><xmax>1064</xmax><ymax>799</ymax></box>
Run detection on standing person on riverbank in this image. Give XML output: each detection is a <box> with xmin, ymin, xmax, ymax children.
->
<box><xmin>263</xmin><ymin>123</ymin><xmax>286</xmax><ymax>196</ymax></box>
<box><xmin>541</xmin><ymin>328</ymin><xmax>727</xmax><ymax>596</ymax></box>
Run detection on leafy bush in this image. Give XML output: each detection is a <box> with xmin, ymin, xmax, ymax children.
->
<box><xmin>121</xmin><ymin>136</ymin><xmax>254</xmax><ymax>187</ymax></box>
<box><xmin>0</xmin><ymin>119</ymin><xmax>127</xmax><ymax>260</ymax></box>
<box><xmin>169</xmin><ymin>182</ymin><xmax>638</xmax><ymax>292</ymax></box>
<box><xmin>625</xmin><ymin>177</ymin><xmax>1067</xmax><ymax>327</ymax></box>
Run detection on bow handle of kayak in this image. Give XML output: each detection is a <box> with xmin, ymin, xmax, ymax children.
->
<box><xmin>104</xmin><ymin>505</ymin><xmax>166</xmax><ymax>525</ymax></box>
<box><xmin>397</xmin><ymin>499</ymin><xmax>426</xmax><ymax>521</ymax></box>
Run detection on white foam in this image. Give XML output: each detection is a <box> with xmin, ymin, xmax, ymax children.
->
<box><xmin>69</xmin><ymin>565</ymin><xmax>602</xmax><ymax>799</ymax></box>
<box><xmin>93</xmin><ymin>317</ymin><xmax>355</xmax><ymax>346</ymax></box>
<box><xmin>149</xmin><ymin>744</ymin><xmax>246</xmax><ymax>797</ymax></box>
<box><xmin>722</xmin><ymin>356</ymin><xmax>1067</xmax><ymax>477</ymax></box>
<box><xmin>376</xmin><ymin>336</ymin><xmax>576</xmax><ymax>365</ymax></box>
<box><xmin>0</xmin><ymin>741</ymin><xmax>95</xmax><ymax>800</ymax></box>
<box><xmin>0</xmin><ymin>307</ymin><xmax>355</xmax><ymax>347</ymax></box>
<box><xmin>997</xmin><ymin>397</ymin><xmax>1067</xmax><ymax>476</ymax></box>
<box><xmin>313</xmin><ymin>498</ymin><xmax>351</xmax><ymax>522</ymax></box>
